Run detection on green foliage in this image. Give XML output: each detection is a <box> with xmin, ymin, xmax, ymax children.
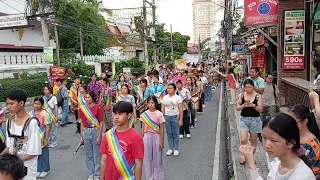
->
<box><xmin>64</xmin><ymin>61</ymin><xmax>95</xmax><ymax>77</ymax></box>
<box><xmin>115</xmin><ymin>57</ymin><xmax>145</xmax><ymax>74</ymax></box>
<box><xmin>52</xmin><ymin>0</ymin><xmax>109</xmax><ymax>55</ymax></box>
<box><xmin>0</xmin><ymin>78</ymin><xmax>47</xmax><ymax>102</ymax></box>
<box><xmin>236</xmin><ymin>18</ymin><xmax>248</xmax><ymax>35</ymax></box>
<box><xmin>20</xmin><ymin>72</ymin><xmax>48</xmax><ymax>80</ymax></box>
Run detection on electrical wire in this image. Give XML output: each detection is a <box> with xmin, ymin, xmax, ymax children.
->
<box><xmin>0</xmin><ymin>0</ymin><xmax>25</xmax><ymax>13</ymax></box>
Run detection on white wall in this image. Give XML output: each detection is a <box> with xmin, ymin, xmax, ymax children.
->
<box><xmin>183</xmin><ymin>53</ymin><xmax>199</xmax><ymax>64</ymax></box>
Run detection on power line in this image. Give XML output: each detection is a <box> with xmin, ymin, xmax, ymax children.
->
<box><xmin>11</xmin><ymin>0</ymin><xmax>25</xmax><ymax>6</ymax></box>
<box><xmin>0</xmin><ymin>0</ymin><xmax>25</xmax><ymax>13</ymax></box>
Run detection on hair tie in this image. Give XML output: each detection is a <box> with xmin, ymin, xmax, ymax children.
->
<box><xmin>297</xmin><ymin>146</ymin><xmax>306</xmax><ymax>156</ymax></box>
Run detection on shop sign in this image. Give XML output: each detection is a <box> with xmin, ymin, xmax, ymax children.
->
<box><xmin>251</xmin><ymin>47</ymin><xmax>266</xmax><ymax>71</ymax></box>
<box><xmin>0</xmin><ymin>14</ymin><xmax>28</xmax><ymax>28</ymax></box>
<box><xmin>314</xmin><ymin>6</ymin><xmax>320</xmax><ymax>23</ymax></box>
<box><xmin>50</xmin><ymin>66</ymin><xmax>66</xmax><ymax>86</ymax></box>
<box><xmin>234</xmin><ymin>45</ymin><xmax>245</xmax><ymax>53</ymax></box>
<box><xmin>283</xmin><ymin>10</ymin><xmax>305</xmax><ymax>69</ymax></box>
<box><xmin>244</xmin><ymin>0</ymin><xmax>278</xmax><ymax>26</ymax></box>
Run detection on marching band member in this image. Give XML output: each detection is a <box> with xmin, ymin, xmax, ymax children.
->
<box><xmin>79</xmin><ymin>91</ymin><xmax>104</xmax><ymax>180</ymax></box>
<box><xmin>176</xmin><ymin>80</ymin><xmax>191</xmax><ymax>139</ymax></box>
<box><xmin>185</xmin><ymin>77</ymin><xmax>198</xmax><ymax>128</ymax></box>
<box><xmin>116</xmin><ymin>75</ymin><xmax>126</xmax><ymax>97</ymax></box>
<box><xmin>116</xmin><ymin>84</ymin><xmax>137</xmax><ymax>127</ymax></box>
<box><xmin>141</xmin><ymin>96</ymin><xmax>165</xmax><ymax>180</ymax></box>
<box><xmin>69</xmin><ymin>76</ymin><xmax>81</xmax><ymax>133</ymax></box>
<box><xmin>100</xmin><ymin>78</ymin><xmax>114</xmax><ymax>132</ymax></box>
<box><xmin>149</xmin><ymin>76</ymin><xmax>165</xmax><ymax>110</ymax></box>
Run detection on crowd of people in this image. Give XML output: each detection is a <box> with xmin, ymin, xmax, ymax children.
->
<box><xmin>0</xmin><ymin>62</ymin><xmax>223</xmax><ymax>180</ymax></box>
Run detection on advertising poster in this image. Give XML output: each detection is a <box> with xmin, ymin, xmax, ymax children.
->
<box><xmin>251</xmin><ymin>47</ymin><xmax>266</xmax><ymax>71</ymax></box>
<box><xmin>283</xmin><ymin>10</ymin><xmax>305</xmax><ymax>69</ymax></box>
<box><xmin>44</xmin><ymin>47</ymin><xmax>53</xmax><ymax>62</ymax></box>
<box><xmin>50</xmin><ymin>66</ymin><xmax>66</xmax><ymax>86</ymax></box>
<box><xmin>244</xmin><ymin>0</ymin><xmax>278</xmax><ymax>26</ymax></box>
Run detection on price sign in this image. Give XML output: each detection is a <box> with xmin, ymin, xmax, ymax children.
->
<box><xmin>283</xmin><ymin>56</ymin><xmax>304</xmax><ymax>69</ymax></box>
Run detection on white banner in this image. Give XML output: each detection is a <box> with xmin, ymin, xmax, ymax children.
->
<box><xmin>0</xmin><ymin>14</ymin><xmax>28</xmax><ymax>28</ymax></box>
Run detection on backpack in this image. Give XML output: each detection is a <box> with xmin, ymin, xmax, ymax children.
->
<box><xmin>56</xmin><ymin>87</ymin><xmax>64</xmax><ymax>107</ymax></box>
<box><xmin>7</xmin><ymin>115</ymin><xmax>40</xmax><ymax>140</ymax></box>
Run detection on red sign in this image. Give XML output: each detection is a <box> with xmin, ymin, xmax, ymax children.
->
<box><xmin>251</xmin><ymin>47</ymin><xmax>266</xmax><ymax>70</ymax></box>
<box><xmin>50</xmin><ymin>66</ymin><xmax>66</xmax><ymax>86</ymax></box>
<box><xmin>283</xmin><ymin>56</ymin><xmax>304</xmax><ymax>69</ymax></box>
<box><xmin>244</xmin><ymin>0</ymin><xmax>278</xmax><ymax>26</ymax></box>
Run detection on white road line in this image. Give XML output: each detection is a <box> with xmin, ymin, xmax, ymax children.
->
<box><xmin>212</xmin><ymin>83</ymin><xmax>223</xmax><ymax>180</ymax></box>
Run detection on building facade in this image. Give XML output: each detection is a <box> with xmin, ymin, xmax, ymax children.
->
<box><xmin>193</xmin><ymin>0</ymin><xmax>213</xmax><ymax>44</ymax></box>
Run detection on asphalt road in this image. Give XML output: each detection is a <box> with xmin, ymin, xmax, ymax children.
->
<box><xmin>34</xmin><ymin>87</ymin><xmax>222</xmax><ymax>180</ymax></box>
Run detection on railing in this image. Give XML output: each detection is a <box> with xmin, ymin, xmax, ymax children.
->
<box><xmin>0</xmin><ymin>55</ymin><xmax>45</xmax><ymax>65</ymax></box>
<box><xmin>75</xmin><ymin>54</ymin><xmax>129</xmax><ymax>62</ymax></box>
<box><xmin>281</xmin><ymin>78</ymin><xmax>311</xmax><ymax>109</ymax></box>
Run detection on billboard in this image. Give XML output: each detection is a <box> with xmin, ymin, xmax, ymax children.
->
<box><xmin>244</xmin><ymin>0</ymin><xmax>278</xmax><ymax>26</ymax></box>
<box><xmin>283</xmin><ymin>10</ymin><xmax>305</xmax><ymax>69</ymax></box>
<box><xmin>0</xmin><ymin>14</ymin><xmax>28</xmax><ymax>29</ymax></box>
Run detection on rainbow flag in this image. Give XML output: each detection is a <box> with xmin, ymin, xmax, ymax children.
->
<box><xmin>0</xmin><ymin>127</ymin><xmax>5</xmax><ymax>143</ymax></box>
<box><xmin>77</xmin><ymin>95</ymin><xmax>100</xmax><ymax>128</ymax></box>
<box><xmin>140</xmin><ymin>112</ymin><xmax>160</xmax><ymax>133</ymax></box>
<box><xmin>42</xmin><ymin>97</ymin><xmax>58</xmax><ymax>127</ymax></box>
<box><xmin>106</xmin><ymin>128</ymin><xmax>136</xmax><ymax>179</ymax></box>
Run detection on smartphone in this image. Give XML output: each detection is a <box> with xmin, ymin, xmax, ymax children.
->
<box><xmin>23</xmin><ymin>166</ymin><xmax>28</xmax><ymax>177</ymax></box>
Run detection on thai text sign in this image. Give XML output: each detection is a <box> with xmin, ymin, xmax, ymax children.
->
<box><xmin>283</xmin><ymin>10</ymin><xmax>305</xmax><ymax>69</ymax></box>
<box><xmin>0</xmin><ymin>14</ymin><xmax>28</xmax><ymax>28</ymax></box>
<box><xmin>244</xmin><ymin>0</ymin><xmax>278</xmax><ymax>26</ymax></box>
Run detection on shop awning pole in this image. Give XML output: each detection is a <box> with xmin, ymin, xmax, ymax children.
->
<box><xmin>255</xmin><ymin>27</ymin><xmax>278</xmax><ymax>47</ymax></box>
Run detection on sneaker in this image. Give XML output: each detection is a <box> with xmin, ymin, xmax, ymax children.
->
<box><xmin>190</xmin><ymin>125</ymin><xmax>194</xmax><ymax>129</ymax></box>
<box><xmin>179</xmin><ymin>135</ymin><xmax>184</xmax><ymax>139</ymax></box>
<box><xmin>195</xmin><ymin>118</ymin><xmax>198</xmax><ymax>122</ymax></box>
<box><xmin>48</xmin><ymin>143</ymin><xmax>58</xmax><ymax>148</ymax></box>
<box><xmin>39</xmin><ymin>171</ymin><xmax>50</xmax><ymax>178</ymax></box>
<box><xmin>36</xmin><ymin>172</ymin><xmax>41</xmax><ymax>177</ymax></box>
<box><xmin>173</xmin><ymin>150</ymin><xmax>179</xmax><ymax>156</ymax></box>
<box><xmin>203</xmin><ymin>105</ymin><xmax>206</xmax><ymax>109</ymax></box>
<box><xmin>186</xmin><ymin>134</ymin><xmax>191</xmax><ymax>138</ymax></box>
<box><xmin>197</xmin><ymin>112</ymin><xmax>200</xmax><ymax>115</ymax></box>
<box><xmin>166</xmin><ymin>149</ymin><xmax>173</xmax><ymax>156</ymax></box>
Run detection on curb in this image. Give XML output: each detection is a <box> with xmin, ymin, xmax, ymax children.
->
<box><xmin>226</xmin><ymin>89</ymin><xmax>249</xmax><ymax>180</ymax></box>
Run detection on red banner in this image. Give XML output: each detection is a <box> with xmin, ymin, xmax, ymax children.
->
<box><xmin>50</xmin><ymin>66</ymin><xmax>66</xmax><ymax>86</ymax></box>
<box><xmin>283</xmin><ymin>56</ymin><xmax>304</xmax><ymax>69</ymax></box>
<box><xmin>244</xmin><ymin>0</ymin><xmax>278</xmax><ymax>26</ymax></box>
<box><xmin>251</xmin><ymin>47</ymin><xmax>266</xmax><ymax>71</ymax></box>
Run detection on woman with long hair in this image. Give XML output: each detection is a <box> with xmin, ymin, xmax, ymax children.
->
<box><xmin>116</xmin><ymin>75</ymin><xmax>126</xmax><ymax>97</ymax></box>
<box><xmin>194</xmin><ymin>75</ymin><xmax>203</xmax><ymax>115</ymax></box>
<box><xmin>162</xmin><ymin>83</ymin><xmax>183</xmax><ymax>156</ymax></box>
<box><xmin>79</xmin><ymin>91</ymin><xmax>104</xmax><ymax>180</ymax></box>
<box><xmin>42</xmin><ymin>85</ymin><xmax>59</xmax><ymax>148</ymax></box>
<box><xmin>30</xmin><ymin>97</ymin><xmax>52</xmax><ymax>178</ymax></box>
<box><xmin>289</xmin><ymin>104</ymin><xmax>320</xmax><ymax>176</ymax></box>
<box><xmin>116</xmin><ymin>84</ymin><xmax>137</xmax><ymax>127</ymax></box>
<box><xmin>185</xmin><ymin>77</ymin><xmax>199</xmax><ymax>127</ymax></box>
<box><xmin>236</xmin><ymin>79</ymin><xmax>263</xmax><ymax>164</ymax></box>
<box><xmin>240</xmin><ymin>113</ymin><xmax>315</xmax><ymax>180</ymax></box>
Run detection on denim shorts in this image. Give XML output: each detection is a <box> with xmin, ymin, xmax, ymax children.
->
<box><xmin>239</xmin><ymin>116</ymin><xmax>262</xmax><ymax>133</ymax></box>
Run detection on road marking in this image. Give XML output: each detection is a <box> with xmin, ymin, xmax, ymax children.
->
<box><xmin>212</xmin><ymin>83</ymin><xmax>223</xmax><ymax>180</ymax></box>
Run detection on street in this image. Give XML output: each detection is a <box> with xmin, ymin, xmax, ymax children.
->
<box><xmin>29</xmin><ymin>86</ymin><xmax>223</xmax><ymax>180</ymax></box>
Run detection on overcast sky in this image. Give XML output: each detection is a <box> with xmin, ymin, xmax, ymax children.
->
<box><xmin>103</xmin><ymin>0</ymin><xmax>194</xmax><ymax>41</ymax></box>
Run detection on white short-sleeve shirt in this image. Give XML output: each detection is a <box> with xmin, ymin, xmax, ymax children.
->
<box><xmin>162</xmin><ymin>94</ymin><xmax>182</xmax><ymax>116</ymax></box>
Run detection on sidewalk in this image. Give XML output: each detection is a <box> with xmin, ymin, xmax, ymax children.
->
<box><xmin>227</xmin><ymin>87</ymin><xmax>269</xmax><ymax>180</ymax></box>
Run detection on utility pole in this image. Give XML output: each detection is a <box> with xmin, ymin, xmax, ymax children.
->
<box><xmin>80</xmin><ymin>27</ymin><xmax>84</xmax><ymax>61</ymax></box>
<box><xmin>170</xmin><ymin>24</ymin><xmax>174</xmax><ymax>61</ymax></box>
<box><xmin>54</xmin><ymin>23</ymin><xmax>60</xmax><ymax>66</ymax></box>
<box><xmin>143</xmin><ymin>0</ymin><xmax>149</xmax><ymax>73</ymax></box>
<box><xmin>152</xmin><ymin>0</ymin><xmax>157</xmax><ymax>65</ymax></box>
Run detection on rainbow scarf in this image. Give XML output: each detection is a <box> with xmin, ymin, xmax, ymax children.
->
<box><xmin>42</xmin><ymin>96</ymin><xmax>58</xmax><ymax>127</ymax></box>
<box><xmin>77</xmin><ymin>95</ymin><xmax>100</xmax><ymax>128</ymax></box>
<box><xmin>0</xmin><ymin>127</ymin><xmax>5</xmax><ymax>143</ymax></box>
<box><xmin>140</xmin><ymin>111</ymin><xmax>160</xmax><ymax>133</ymax></box>
<box><xmin>106</xmin><ymin>128</ymin><xmax>136</xmax><ymax>180</ymax></box>
<box><xmin>128</xmin><ymin>115</ymin><xmax>136</xmax><ymax>127</ymax></box>
<box><xmin>177</xmin><ymin>90</ymin><xmax>190</xmax><ymax>111</ymax></box>
<box><xmin>30</xmin><ymin>110</ymin><xmax>45</xmax><ymax>146</ymax></box>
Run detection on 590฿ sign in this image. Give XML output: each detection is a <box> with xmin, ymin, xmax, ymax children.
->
<box><xmin>283</xmin><ymin>56</ymin><xmax>304</xmax><ymax>69</ymax></box>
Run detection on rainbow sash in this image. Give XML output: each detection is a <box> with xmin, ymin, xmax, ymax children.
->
<box><xmin>140</xmin><ymin>112</ymin><xmax>160</xmax><ymax>133</ymax></box>
<box><xmin>177</xmin><ymin>90</ymin><xmax>190</xmax><ymax>111</ymax></box>
<box><xmin>77</xmin><ymin>95</ymin><xmax>100</xmax><ymax>128</ymax></box>
<box><xmin>70</xmin><ymin>86</ymin><xmax>77</xmax><ymax>96</ymax></box>
<box><xmin>29</xmin><ymin>110</ymin><xmax>45</xmax><ymax>146</ymax></box>
<box><xmin>42</xmin><ymin>96</ymin><xmax>59</xmax><ymax>127</ymax></box>
<box><xmin>135</xmin><ymin>86</ymin><xmax>144</xmax><ymax>100</ymax></box>
<box><xmin>128</xmin><ymin>115</ymin><xmax>136</xmax><ymax>127</ymax></box>
<box><xmin>0</xmin><ymin>127</ymin><xmax>5</xmax><ymax>143</ymax></box>
<box><xmin>117</xmin><ymin>95</ymin><xmax>126</xmax><ymax>102</ymax></box>
<box><xmin>106</xmin><ymin>128</ymin><xmax>136</xmax><ymax>180</ymax></box>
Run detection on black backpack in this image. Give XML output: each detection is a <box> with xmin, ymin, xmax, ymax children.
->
<box><xmin>7</xmin><ymin>115</ymin><xmax>40</xmax><ymax>140</ymax></box>
<box><xmin>56</xmin><ymin>88</ymin><xmax>64</xmax><ymax>107</ymax></box>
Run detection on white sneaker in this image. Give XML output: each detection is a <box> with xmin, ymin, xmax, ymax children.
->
<box><xmin>186</xmin><ymin>134</ymin><xmax>191</xmax><ymax>138</ymax></box>
<box><xmin>190</xmin><ymin>125</ymin><xmax>194</xmax><ymax>129</ymax></box>
<box><xmin>197</xmin><ymin>112</ymin><xmax>200</xmax><ymax>115</ymax></box>
<box><xmin>173</xmin><ymin>150</ymin><xmax>179</xmax><ymax>156</ymax></box>
<box><xmin>39</xmin><ymin>171</ymin><xmax>50</xmax><ymax>178</ymax></box>
<box><xmin>203</xmin><ymin>105</ymin><xmax>206</xmax><ymax>109</ymax></box>
<box><xmin>36</xmin><ymin>172</ymin><xmax>41</xmax><ymax>177</ymax></box>
<box><xmin>179</xmin><ymin>135</ymin><xmax>184</xmax><ymax>139</ymax></box>
<box><xmin>166</xmin><ymin>149</ymin><xmax>173</xmax><ymax>156</ymax></box>
<box><xmin>195</xmin><ymin>118</ymin><xmax>198</xmax><ymax>122</ymax></box>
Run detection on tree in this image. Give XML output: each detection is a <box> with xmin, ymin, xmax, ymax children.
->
<box><xmin>115</xmin><ymin>57</ymin><xmax>145</xmax><ymax>74</ymax></box>
<box><xmin>236</xmin><ymin>18</ymin><xmax>248</xmax><ymax>35</ymax></box>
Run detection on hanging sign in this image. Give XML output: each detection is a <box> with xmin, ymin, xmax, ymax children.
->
<box><xmin>244</xmin><ymin>0</ymin><xmax>278</xmax><ymax>26</ymax></box>
<box><xmin>0</xmin><ymin>14</ymin><xmax>28</xmax><ymax>28</ymax></box>
<box><xmin>283</xmin><ymin>10</ymin><xmax>305</xmax><ymax>69</ymax></box>
<box><xmin>44</xmin><ymin>47</ymin><xmax>54</xmax><ymax>62</ymax></box>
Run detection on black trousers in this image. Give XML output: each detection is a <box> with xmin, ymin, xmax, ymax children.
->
<box><xmin>180</xmin><ymin>110</ymin><xmax>190</xmax><ymax>135</ymax></box>
<box><xmin>198</xmin><ymin>95</ymin><xmax>204</xmax><ymax>112</ymax></box>
<box><xmin>74</xmin><ymin>110</ymin><xmax>80</xmax><ymax>131</ymax></box>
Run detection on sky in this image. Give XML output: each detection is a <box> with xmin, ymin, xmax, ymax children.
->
<box><xmin>103</xmin><ymin>0</ymin><xmax>194</xmax><ymax>41</ymax></box>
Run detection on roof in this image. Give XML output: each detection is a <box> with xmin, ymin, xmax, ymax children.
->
<box><xmin>106</xmin><ymin>20</ymin><xmax>131</xmax><ymax>36</ymax></box>
<box><xmin>0</xmin><ymin>44</ymin><xmax>43</xmax><ymax>50</ymax></box>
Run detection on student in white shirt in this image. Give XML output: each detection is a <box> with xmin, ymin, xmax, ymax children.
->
<box><xmin>176</xmin><ymin>80</ymin><xmax>191</xmax><ymax>139</ymax></box>
<box><xmin>1</xmin><ymin>88</ymin><xmax>42</xmax><ymax>180</ymax></box>
<box><xmin>240</xmin><ymin>113</ymin><xmax>315</xmax><ymax>180</ymax></box>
